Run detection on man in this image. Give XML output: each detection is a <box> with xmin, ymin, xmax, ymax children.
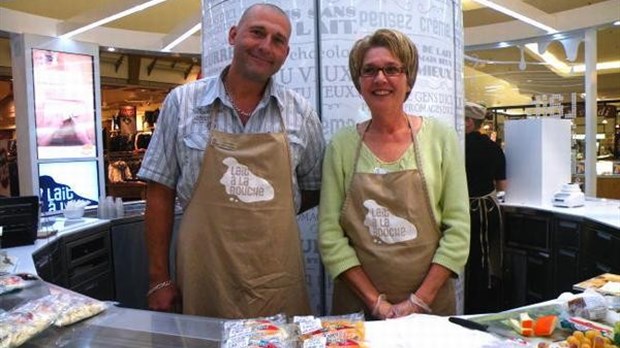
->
<box><xmin>137</xmin><ymin>4</ymin><xmax>325</xmax><ymax>319</ymax></box>
<box><xmin>463</xmin><ymin>102</ymin><xmax>507</xmax><ymax>314</ymax></box>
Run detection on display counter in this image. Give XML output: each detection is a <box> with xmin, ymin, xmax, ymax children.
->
<box><xmin>19</xmin><ymin>305</ymin><xmax>505</xmax><ymax>348</ymax></box>
<box><xmin>500</xmin><ymin>198</ymin><xmax>619</xmax><ymax>311</ymax></box>
<box><xmin>502</xmin><ymin>197</ymin><xmax>620</xmax><ymax>229</ymax></box>
<box><xmin>1</xmin><ymin>199</ymin><xmax>618</xmax><ymax>347</ymax></box>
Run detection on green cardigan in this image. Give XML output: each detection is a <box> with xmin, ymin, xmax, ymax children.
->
<box><xmin>318</xmin><ymin>117</ymin><xmax>471</xmax><ymax>280</ymax></box>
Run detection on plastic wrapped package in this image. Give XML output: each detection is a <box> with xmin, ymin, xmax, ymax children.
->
<box><xmin>0</xmin><ymin>274</ymin><xmax>39</xmax><ymax>296</ymax></box>
<box><xmin>48</xmin><ymin>289</ymin><xmax>108</xmax><ymax>327</ymax></box>
<box><xmin>294</xmin><ymin>313</ymin><xmax>366</xmax><ymax>348</ymax></box>
<box><xmin>0</xmin><ymin>294</ymin><xmax>64</xmax><ymax>348</ymax></box>
<box><xmin>564</xmin><ymin>290</ymin><xmax>608</xmax><ymax>321</ymax></box>
<box><xmin>221</xmin><ymin>314</ymin><xmax>296</xmax><ymax>348</ymax></box>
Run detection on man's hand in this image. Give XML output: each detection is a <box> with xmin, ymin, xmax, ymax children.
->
<box><xmin>147</xmin><ymin>282</ymin><xmax>181</xmax><ymax>313</ymax></box>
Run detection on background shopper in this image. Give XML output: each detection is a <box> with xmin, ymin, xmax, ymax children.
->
<box><xmin>463</xmin><ymin>101</ymin><xmax>507</xmax><ymax>314</ymax></box>
<box><xmin>318</xmin><ymin>29</ymin><xmax>470</xmax><ymax>319</ymax></box>
<box><xmin>138</xmin><ymin>3</ymin><xmax>325</xmax><ymax>319</ymax></box>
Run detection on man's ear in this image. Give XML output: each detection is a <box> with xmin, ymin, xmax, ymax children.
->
<box><xmin>228</xmin><ymin>26</ymin><xmax>237</xmax><ymax>45</ymax></box>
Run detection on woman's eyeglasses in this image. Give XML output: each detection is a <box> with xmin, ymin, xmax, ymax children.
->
<box><xmin>360</xmin><ymin>65</ymin><xmax>405</xmax><ymax>77</ymax></box>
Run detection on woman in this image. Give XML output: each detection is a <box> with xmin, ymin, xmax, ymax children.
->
<box><xmin>318</xmin><ymin>29</ymin><xmax>470</xmax><ymax>319</ymax></box>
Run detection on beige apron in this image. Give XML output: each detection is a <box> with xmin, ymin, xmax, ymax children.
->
<box><xmin>176</xmin><ymin>110</ymin><xmax>310</xmax><ymax>319</ymax></box>
<box><xmin>332</xmin><ymin>120</ymin><xmax>455</xmax><ymax>316</ymax></box>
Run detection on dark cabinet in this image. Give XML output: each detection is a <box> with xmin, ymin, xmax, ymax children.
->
<box><xmin>502</xmin><ymin>207</ymin><xmax>553</xmax><ymax>309</ymax></box>
<box><xmin>32</xmin><ymin>224</ymin><xmax>115</xmax><ymax>301</ymax></box>
<box><xmin>553</xmin><ymin>217</ymin><xmax>582</xmax><ymax>294</ymax></box>
<box><xmin>63</xmin><ymin>227</ymin><xmax>114</xmax><ymax>300</ymax></box>
<box><xmin>32</xmin><ymin>238</ymin><xmax>65</xmax><ymax>286</ymax></box>
<box><xmin>581</xmin><ymin>221</ymin><xmax>620</xmax><ymax>276</ymax></box>
<box><xmin>502</xmin><ymin>206</ymin><xmax>619</xmax><ymax>311</ymax></box>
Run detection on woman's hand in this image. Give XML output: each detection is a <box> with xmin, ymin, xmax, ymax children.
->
<box><xmin>371</xmin><ymin>294</ymin><xmax>395</xmax><ymax>320</ymax></box>
<box><xmin>390</xmin><ymin>293</ymin><xmax>432</xmax><ymax>318</ymax></box>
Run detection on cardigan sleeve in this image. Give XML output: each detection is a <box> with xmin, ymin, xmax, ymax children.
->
<box><xmin>428</xmin><ymin>122</ymin><xmax>471</xmax><ymax>275</ymax></box>
<box><xmin>318</xmin><ymin>128</ymin><xmax>361</xmax><ymax>279</ymax></box>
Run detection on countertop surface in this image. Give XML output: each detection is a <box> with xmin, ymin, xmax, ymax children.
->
<box><xmin>503</xmin><ymin>198</ymin><xmax>620</xmax><ymax>229</ymax></box>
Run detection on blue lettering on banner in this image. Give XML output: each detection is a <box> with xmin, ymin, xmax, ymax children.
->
<box><xmin>38</xmin><ymin>175</ymin><xmax>96</xmax><ymax>212</ymax></box>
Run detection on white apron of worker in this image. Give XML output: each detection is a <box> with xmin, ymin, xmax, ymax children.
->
<box><xmin>332</xmin><ymin>119</ymin><xmax>455</xmax><ymax>316</ymax></box>
<box><xmin>176</xmin><ymin>104</ymin><xmax>311</xmax><ymax>319</ymax></box>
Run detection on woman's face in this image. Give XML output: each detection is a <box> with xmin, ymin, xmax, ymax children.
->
<box><xmin>358</xmin><ymin>47</ymin><xmax>410</xmax><ymax>114</ymax></box>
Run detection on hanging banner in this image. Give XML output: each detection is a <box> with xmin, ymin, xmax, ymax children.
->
<box><xmin>202</xmin><ymin>0</ymin><xmax>463</xmax><ymax>316</ymax></box>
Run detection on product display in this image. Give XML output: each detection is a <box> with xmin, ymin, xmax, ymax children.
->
<box><xmin>0</xmin><ymin>277</ymin><xmax>108</xmax><ymax>347</ymax></box>
<box><xmin>48</xmin><ymin>289</ymin><xmax>108</xmax><ymax>327</ymax></box>
<box><xmin>294</xmin><ymin>314</ymin><xmax>366</xmax><ymax>348</ymax></box>
<box><xmin>221</xmin><ymin>314</ymin><xmax>296</xmax><ymax>348</ymax></box>
<box><xmin>0</xmin><ymin>294</ymin><xmax>61</xmax><ymax>348</ymax></box>
<box><xmin>0</xmin><ymin>274</ymin><xmax>38</xmax><ymax>296</ymax></box>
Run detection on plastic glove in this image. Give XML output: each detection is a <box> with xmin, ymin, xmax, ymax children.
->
<box><xmin>390</xmin><ymin>293</ymin><xmax>432</xmax><ymax>318</ymax></box>
<box><xmin>390</xmin><ymin>298</ymin><xmax>418</xmax><ymax>318</ymax></box>
<box><xmin>371</xmin><ymin>294</ymin><xmax>395</xmax><ymax>320</ymax></box>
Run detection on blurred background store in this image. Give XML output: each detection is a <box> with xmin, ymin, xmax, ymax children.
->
<box><xmin>0</xmin><ymin>0</ymin><xmax>618</xmax><ymax>201</ymax></box>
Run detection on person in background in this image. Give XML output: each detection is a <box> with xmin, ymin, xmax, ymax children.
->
<box><xmin>463</xmin><ymin>102</ymin><xmax>507</xmax><ymax>314</ymax></box>
<box><xmin>318</xmin><ymin>29</ymin><xmax>470</xmax><ymax>319</ymax></box>
<box><xmin>138</xmin><ymin>3</ymin><xmax>325</xmax><ymax>319</ymax></box>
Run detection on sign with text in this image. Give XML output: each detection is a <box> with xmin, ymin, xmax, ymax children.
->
<box><xmin>38</xmin><ymin>161</ymin><xmax>99</xmax><ymax>212</ymax></box>
<box><xmin>202</xmin><ymin>0</ymin><xmax>462</xmax><ymax>141</ymax></box>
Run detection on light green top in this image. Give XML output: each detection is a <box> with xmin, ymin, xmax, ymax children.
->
<box><xmin>318</xmin><ymin>117</ymin><xmax>471</xmax><ymax>279</ymax></box>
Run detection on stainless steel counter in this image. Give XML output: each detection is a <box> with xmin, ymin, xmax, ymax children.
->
<box><xmin>23</xmin><ymin>306</ymin><xmax>223</xmax><ymax>347</ymax></box>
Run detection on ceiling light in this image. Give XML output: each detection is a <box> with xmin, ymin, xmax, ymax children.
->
<box><xmin>472</xmin><ymin>0</ymin><xmax>558</xmax><ymax>33</ymax></box>
<box><xmin>60</xmin><ymin>0</ymin><xmax>169</xmax><ymax>39</ymax></box>
<box><xmin>524</xmin><ymin>43</ymin><xmax>620</xmax><ymax>75</ymax></box>
<box><xmin>161</xmin><ymin>23</ymin><xmax>201</xmax><ymax>52</ymax></box>
<box><xmin>107</xmin><ymin>47</ymin><xmax>116</xmax><ymax>52</ymax></box>
<box><xmin>613</xmin><ymin>20</ymin><xmax>620</xmax><ymax>26</ymax></box>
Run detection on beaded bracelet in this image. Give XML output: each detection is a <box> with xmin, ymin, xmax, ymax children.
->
<box><xmin>408</xmin><ymin>293</ymin><xmax>432</xmax><ymax>313</ymax></box>
<box><xmin>147</xmin><ymin>280</ymin><xmax>173</xmax><ymax>297</ymax></box>
<box><xmin>371</xmin><ymin>293</ymin><xmax>386</xmax><ymax>316</ymax></box>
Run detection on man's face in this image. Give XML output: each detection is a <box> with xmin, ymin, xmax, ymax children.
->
<box><xmin>228</xmin><ymin>6</ymin><xmax>291</xmax><ymax>82</ymax></box>
<box><xmin>465</xmin><ymin>117</ymin><xmax>475</xmax><ymax>133</ymax></box>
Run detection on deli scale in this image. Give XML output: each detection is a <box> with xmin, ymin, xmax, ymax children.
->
<box><xmin>552</xmin><ymin>183</ymin><xmax>585</xmax><ymax>208</ymax></box>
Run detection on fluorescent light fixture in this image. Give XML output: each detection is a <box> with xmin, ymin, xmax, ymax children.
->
<box><xmin>60</xmin><ymin>0</ymin><xmax>168</xmax><ymax>39</ymax></box>
<box><xmin>572</xmin><ymin>60</ymin><xmax>620</xmax><ymax>73</ymax></box>
<box><xmin>525</xmin><ymin>43</ymin><xmax>620</xmax><ymax>75</ymax></box>
<box><xmin>161</xmin><ymin>23</ymin><xmax>201</xmax><ymax>52</ymax></box>
<box><xmin>472</xmin><ymin>0</ymin><xmax>558</xmax><ymax>33</ymax></box>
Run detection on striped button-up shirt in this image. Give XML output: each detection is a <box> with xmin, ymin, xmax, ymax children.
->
<box><xmin>138</xmin><ymin>69</ymin><xmax>325</xmax><ymax>212</ymax></box>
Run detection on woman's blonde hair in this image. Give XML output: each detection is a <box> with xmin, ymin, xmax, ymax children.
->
<box><xmin>349</xmin><ymin>29</ymin><xmax>419</xmax><ymax>101</ymax></box>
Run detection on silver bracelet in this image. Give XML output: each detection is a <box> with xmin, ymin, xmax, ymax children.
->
<box><xmin>408</xmin><ymin>293</ymin><xmax>432</xmax><ymax>313</ymax></box>
<box><xmin>147</xmin><ymin>280</ymin><xmax>173</xmax><ymax>297</ymax></box>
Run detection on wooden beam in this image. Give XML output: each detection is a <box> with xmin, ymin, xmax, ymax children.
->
<box><xmin>147</xmin><ymin>58</ymin><xmax>158</xmax><ymax>76</ymax></box>
<box><xmin>184</xmin><ymin>63</ymin><xmax>194</xmax><ymax>80</ymax></box>
<box><xmin>114</xmin><ymin>55</ymin><xmax>125</xmax><ymax>73</ymax></box>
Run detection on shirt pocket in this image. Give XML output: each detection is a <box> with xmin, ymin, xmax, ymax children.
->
<box><xmin>182</xmin><ymin>130</ymin><xmax>209</xmax><ymax>181</ymax></box>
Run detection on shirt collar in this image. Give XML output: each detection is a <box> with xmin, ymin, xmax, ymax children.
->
<box><xmin>196</xmin><ymin>65</ymin><xmax>282</xmax><ymax>110</ymax></box>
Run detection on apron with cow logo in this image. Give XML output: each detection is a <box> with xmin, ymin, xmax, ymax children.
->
<box><xmin>176</xmin><ymin>108</ymin><xmax>310</xmax><ymax>318</ymax></box>
<box><xmin>332</xmin><ymin>119</ymin><xmax>455</xmax><ymax>316</ymax></box>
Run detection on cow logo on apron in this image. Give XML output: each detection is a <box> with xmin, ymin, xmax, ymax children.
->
<box><xmin>363</xmin><ymin>199</ymin><xmax>418</xmax><ymax>244</ymax></box>
<box><xmin>220</xmin><ymin>157</ymin><xmax>275</xmax><ymax>203</ymax></box>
